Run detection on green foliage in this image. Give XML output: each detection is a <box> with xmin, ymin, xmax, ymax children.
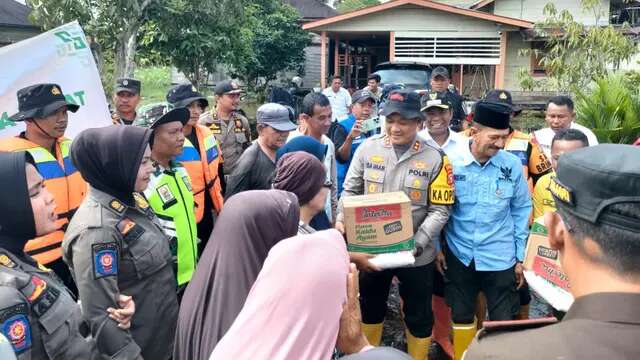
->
<box><xmin>518</xmin><ymin>1</ymin><xmax>637</xmax><ymax>92</ymax></box>
<box><xmin>232</xmin><ymin>1</ymin><xmax>311</xmax><ymax>96</ymax></box>
<box><xmin>135</xmin><ymin>66</ymin><xmax>172</xmax><ymax>105</ymax></box>
<box><xmin>336</xmin><ymin>0</ymin><xmax>380</xmax><ymax>13</ymax></box>
<box><xmin>575</xmin><ymin>73</ymin><xmax>640</xmax><ymax>144</ymax></box>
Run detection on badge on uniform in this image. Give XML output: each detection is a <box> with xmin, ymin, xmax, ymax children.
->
<box><xmin>157</xmin><ymin>184</ymin><xmax>177</xmax><ymax>209</ymax></box>
<box><xmin>133</xmin><ymin>192</ymin><xmax>150</xmax><ymax>210</ymax></box>
<box><xmin>92</xmin><ymin>243</ymin><xmax>119</xmax><ymax>279</ymax></box>
<box><xmin>0</xmin><ymin>253</ymin><xmax>16</xmax><ymax>268</ymax></box>
<box><xmin>0</xmin><ymin>304</ymin><xmax>31</xmax><ymax>353</ymax></box>
<box><xmin>109</xmin><ymin>199</ymin><xmax>126</xmax><ymax>214</ymax></box>
<box><xmin>117</xmin><ymin>218</ymin><xmax>145</xmax><ymax>242</ymax></box>
<box><xmin>182</xmin><ymin>176</ymin><xmax>193</xmax><ymax>192</ymax></box>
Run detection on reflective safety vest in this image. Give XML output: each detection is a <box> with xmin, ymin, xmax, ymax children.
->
<box><xmin>0</xmin><ymin>136</ymin><xmax>87</xmax><ymax>264</ymax></box>
<box><xmin>175</xmin><ymin>125</ymin><xmax>224</xmax><ymax>222</ymax></box>
<box><xmin>144</xmin><ymin>161</ymin><xmax>198</xmax><ymax>286</ymax></box>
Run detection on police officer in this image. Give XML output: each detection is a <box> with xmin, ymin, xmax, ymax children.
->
<box><xmin>199</xmin><ymin>80</ymin><xmax>252</xmax><ymax>182</ymax></box>
<box><xmin>336</xmin><ymin>89</ymin><xmax>454</xmax><ymax>360</ymax></box>
<box><xmin>466</xmin><ymin>144</ymin><xmax>640</xmax><ymax>359</ymax></box>
<box><xmin>0</xmin><ymin>151</ymin><xmax>133</xmax><ymax>359</ymax></box>
<box><xmin>443</xmin><ymin>101</ymin><xmax>532</xmax><ymax>360</ymax></box>
<box><xmin>111</xmin><ymin>78</ymin><xmax>142</xmax><ymax>125</ymax></box>
<box><xmin>0</xmin><ymin>83</ymin><xmax>87</xmax><ymax>295</ymax></box>
<box><xmin>429</xmin><ymin>67</ymin><xmax>465</xmax><ymax>132</ymax></box>
<box><xmin>63</xmin><ymin>125</ymin><xmax>179</xmax><ymax>359</ymax></box>
<box><xmin>144</xmin><ymin>107</ymin><xmax>199</xmax><ymax>297</ymax></box>
<box><xmin>167</xmin><ymin>84</ymin><xmax>224</xmax><ymax>247</ymax></box>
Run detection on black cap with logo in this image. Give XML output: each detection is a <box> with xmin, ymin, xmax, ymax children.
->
<box><xmin>214</xmin><ymin>80</ymin><xmax>243</xmax><ymax>96</ymax></box>
<box><xmin>420</xmin><ymin>91</ymin><xmax>453</xmax><ymax>112</ymax></box>
<box><xmin>550</xmin><ymin>144</ymin><xmax>640</xmax><ymax>232</ymax></box>
<box><xmin>148</xmin><ymin>107</ymin><xmax>190</xmax><ymax>130</ymax></box>
<box><xmin>167</xmin><ymin>83</ymin><xmax>209</xmax><ymax>109</ymax></box>
<box><xmin>381</xmin><ymin>89</ymin><xmax>424</xmax><ymax>121</ymax></box>
<box><xmin>351</xmin><ymin>89</ymin><xmax>377</xmax><ymax>104</ymax></box>
<box><xmin>115</xmin><ymin>78</ymin><xmax>141</xmax><ymax>95</ymax></box>
<box><xmin>10</xmin><ymin>83</ymin><xmax>80</xmax><ymax>122</ymax></box>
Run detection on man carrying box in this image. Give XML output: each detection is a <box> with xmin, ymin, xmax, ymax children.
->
<box><xmin>442</xmin><ymin>101</ymin><xmax>532</xmax><ymax>360</ymax></box>
<box><xmin>336</xmin><ymin>89</ymin><xmax>453</xmax><ymax>360</ymax></box>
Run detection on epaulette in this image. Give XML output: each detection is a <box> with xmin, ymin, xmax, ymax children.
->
<box><xmin>477</xmin><ymin>318</ymin><xmax>558</xmax><ymax>340</ymax></box>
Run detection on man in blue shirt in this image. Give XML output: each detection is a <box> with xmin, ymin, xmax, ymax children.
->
<box><xmin>331</xmin><ymin>89</ymin><xmax>377</xmax><ymax>196</ymax></box>
<box><xmin>440</xmin><ymin>101</ymin><xmax>531</xmax><ymax>360</ymax></box>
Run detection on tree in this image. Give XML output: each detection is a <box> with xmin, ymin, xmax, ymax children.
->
<box><xmin>139</xmin><ymin>0</ymin><xmax>245</xmax><ymax>86</ymax></box>
<box><xmin>336</xmin><ymin>0</ymin><xmax>380</xmax><ymax>13</ymax></box>
<box><xmin>518</xmin><ymin>0</ymin><xmax>637</xmax><ymax>92</ymax></box>
<box><xmin>27</xmin><ymin>0</ymin><xmax>158</xmax><ymax>78</ymax></box>
<box><xmin>232</xmin><ymin>1</ymin><xmax>311</xmax><ymax>96</ymax></box>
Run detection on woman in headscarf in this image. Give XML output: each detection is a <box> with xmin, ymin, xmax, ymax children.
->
<box><xmin>63</xmin><ymin>125</ymin><xmax>179</xmax><ymax>360</ymax></box>
<box><xmin>273</xmin><ymin>151</ymin><xmax>329</xmax><ymax>234</ymax></box>
<box><xmin>210</xmin><ymin>229</ymin><xmax>351</xmax><ymax>359</ymax></box>
<box><xmin>277</xmin><ymin>135</ymin><xmax>333</xmax><ymax>230</ymax></box>
<box><xmin>174</xmin><ymin>190</ymin><xmax>299</xmax><ymax>360</ymax></box>
<box><xmin>0</xmin><ymin>151</ymin><xmax>133</xmax><ymax>359</ymax></box>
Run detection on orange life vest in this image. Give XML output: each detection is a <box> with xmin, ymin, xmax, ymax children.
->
<box><xmin>176</xmin><ymin>125</ymin><xmax>224</xmax><ymax>222</ymax></box>
<box><xmin>0</xmin><ymin>136</ymin><xmax>87</xmax><ymax>264</ymax></box>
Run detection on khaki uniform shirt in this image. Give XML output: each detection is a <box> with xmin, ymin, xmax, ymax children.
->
<box><xmin>465</xmin><ymin>292</ymin><xmax>640</xmax><ymax>359</ymax></box>
<box><xmin>0</xmin><ymin>250</ymin><xmax>94</xmax><ymax>359</ymax></box>
<box><xmin>200</xmin><ymin>110</ymin><xmax>251</xmax><ymax>176</ymax></box>
<box><xmin>337</xmin><ymin>134</ymin><xmax>453</xmax><ymax>266</ymax></box>
<box><xmin>63</xmin><ymin>187</ymin><xmax>179</xmax><ymax>360</ymax></box>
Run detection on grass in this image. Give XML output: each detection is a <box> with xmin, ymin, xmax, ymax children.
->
<box><xmin>135</xmin><ymin>66</ymin><xmax>172</xmax><ymax>105</ymax></box>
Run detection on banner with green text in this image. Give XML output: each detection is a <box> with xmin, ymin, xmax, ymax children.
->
<box><xmin>0</xmin><ymin>21</ymin><xmax>110</xmax><ymax>138</ymax></box>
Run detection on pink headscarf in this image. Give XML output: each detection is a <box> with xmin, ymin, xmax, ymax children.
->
<box><xmin>210</xmin><ymin>229</ymin><xmax>350</xmax><ymax>360</ymax></box>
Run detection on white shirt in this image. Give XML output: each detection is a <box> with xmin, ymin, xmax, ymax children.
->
<box><xmin>533</xmin><ymin>123</ymin><xmax>599</xmax><ymax>158</ymax></box>
<box><xmin>418</xmin><ymin>128</ymin><xmax>469</xmax><ymax>157</ymax></box>
<box><xmin>322</xmin><ymin>87</ymin><xmax>352</xmax><ymax>122</ymax></box>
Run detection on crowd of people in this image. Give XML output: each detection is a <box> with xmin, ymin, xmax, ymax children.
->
<box><xmin>0</xmin><ymin>65</ymin><xmax>638</xmax><ymax>360</ymax></box>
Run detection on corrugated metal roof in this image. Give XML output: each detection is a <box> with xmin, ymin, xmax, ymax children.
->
<box><xmin>0</xmin><ymin>0</ymin><xmax>36</xmax><ymax>28</ymax></box>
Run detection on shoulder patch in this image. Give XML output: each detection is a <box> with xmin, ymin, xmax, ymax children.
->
<box><xmin>0</xmin><ymin>304</ymin><xmax>31</xmax><ymax>354</ymax></box>
<box><xmin>92</xmin><ymin>243</ymin><xmax>119</xmax><ymax>279</ymax></box>
<box><xmin>0</xmin><ymin>253</ymin><xmax>16</xmax><ymax>269</ymax></box>
<box><xmin>429</xmin><ymin>155</ymin><xmax>455</xmax><ymax>205</ymax></box>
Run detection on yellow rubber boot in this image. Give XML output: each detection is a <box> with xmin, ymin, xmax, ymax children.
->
<box><xmin>453</xmin><ymin>320</ymin><xmax>477</xmax><ymax>360</ymax></box>
<box><xmin>405</xmin><ymin>329</ymin><xmax>431</xmax><ymax>360</ymax></box>
<box><xmin>361</xmin><ymin>323</ymin><xmax>383</xmax><ymax>346</ymax></box>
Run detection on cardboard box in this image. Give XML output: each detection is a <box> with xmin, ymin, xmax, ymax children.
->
<box><xmin>343</xmin><ymin>192</ymin><xmax>414</xmax><ymax>254</ymax></box>
<box><xmin>523</xmin><ymin>218</ymin><xmax>570</xmax><ymax>292</ymax></box>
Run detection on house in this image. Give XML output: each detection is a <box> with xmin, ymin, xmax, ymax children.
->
<box><xmin>284</xmin><ymin>0</ymin><xmax>338</xmax><ymax>88</ymax></box>
<box><xmin>302</xmin><ymin>0</ymin><xmax>622</xmax><ymax>95</ymax></box>
<box><xmin>0</xmin><ymin>0</ymin><xmax>40</xmax><ymax>47</ymax></box>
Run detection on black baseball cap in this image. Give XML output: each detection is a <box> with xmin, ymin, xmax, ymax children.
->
<box><xmin>351</xmin><ymin>89</ymin><xmax>377</xmax><ymax>104</ymax></box>
<box><xmin>551</xmin><ymin>144</ymin><xmax>640</xmax><ymax>232</ymax></box>
<box><xmin>472</xmin><ymin>101</ymin><xmax>511</xmax><ymax>130</ymax></box>
<box><xmin>381</xmin><ymin>89</ymin><xmax>424</xmax><ymax>121</ymax></box>
<box><xmin>166</xmin><ymin>84</ymin><xmax>209</xmax><ymax>109</ymax></box>
<box><xmin>9</xmin><ymin>83</ymin><xmax>80</xmax><ymax>122</ymax></box>
<box><xmin>420</xmin><ymin>91</ymin><xmax>452</xmax><ymax>112</ymax></box>
<box><xmin>484</xmin><ymin>89</ymin><xmax>522</xmax><ymax>115</ymax></box>
<box><xmin>115</xmin><ymin>78</ymin><xmax>141</xmax><ymax>95</ymax></box>
<box><xmin>431</xmin><ymin>66</ymin><xmax>450</xmax><ymax>80</ymax></box>
<box><xmin>148</xmin><ymin>107</ymin><xmax>190</xmax><ymax>130</ymax></box>
<box><xmin>214</xmin><ymin>80</ymin><xmax>243</xmax><ymax>96</ymax></box>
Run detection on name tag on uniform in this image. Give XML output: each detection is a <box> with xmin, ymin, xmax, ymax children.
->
<box><xmin>157</xmin><ymin>184</ymin><xmax>177</xmax><ymax>209</ymax></box>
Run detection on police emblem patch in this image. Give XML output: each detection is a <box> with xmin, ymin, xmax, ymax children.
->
<box><xmin>92</xmin><ymin>243</ymin><xmax>118</xmax><ymax>279</ymax></box>
<box><xmin>499</xmin><ymin>92</ymin><xmax>508</xmax><ymax>100</ymax></box>
<box><xmin>27</xmin><ymin>275</ymin><xmax>47</xmax><ymax>302</ymax></box>
<box><xmin>51</xmin><ymin>86</ymin><xmax>61</xmax><ymax>96</ymax></box>
<box><xmin>116</xmin><ymin>218</ymin><xmax>136</xmax><ymax>235</ymax></box>
<box><xmin>0</xmin><ymin>253</ymin><xmax>16</xmax><ymax>268</ymax></box>
<box><xmin>1</xmin><ymin>313</ymin><xmax>31</xmax><ymax>353</ymax></box>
